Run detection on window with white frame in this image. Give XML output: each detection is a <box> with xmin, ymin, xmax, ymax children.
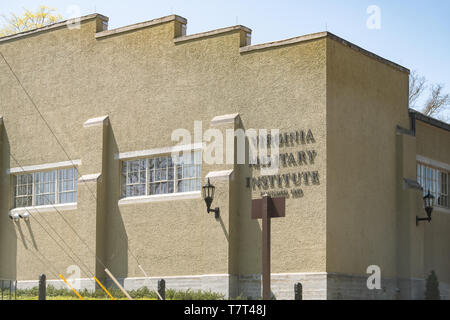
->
<box><xmin>13</xmin><ymin>167</ymin><xmax>78</xmax><ymax>208</ymax></box>
<box><xmin>417</xmin><ymin>162</ymin><xmax>449</xmax><ymax>209</ymax></box>
<box><xmin>121</xmin><ymin>151</ymin><xmax>202</xmax><ymax>198</ymax></box>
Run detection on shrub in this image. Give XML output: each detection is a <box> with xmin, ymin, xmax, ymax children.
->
<box><xmin>15</xmin><ymin>286</ymin><xmax>225</xmax><ymax>300</ymax></box>
<box><xmin>165</xmin><ymin>289</ymin><xmax>225</xmax><ymax>300</ymax></box>
<box><xmin>424</xmin><ymin>270</ymin><xmax>440</xmax><ymax>300</ymax></box>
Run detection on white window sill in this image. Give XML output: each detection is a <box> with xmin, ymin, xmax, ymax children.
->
<box><xmin>9</xmin><ymin>203</ymin><xmax>77</xmax><ymax>215</ymax></box>
<box><xmin>118</xmin><ymin>191</ymin><xmax>201</xmax><ymax>206</ymax></box>
<box><xmin>435</xmin><ymin>206</ymin><xmax>450</xmax><ymax>215</ymax></box>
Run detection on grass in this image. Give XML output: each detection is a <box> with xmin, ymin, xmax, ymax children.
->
<box><xmin>14</xmin><ymin>285</ymin><xmax>227</xmax><ymax>300</ymax></box>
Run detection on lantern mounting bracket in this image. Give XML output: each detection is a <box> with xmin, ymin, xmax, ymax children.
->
<box><xmin>208</xmin><ymin>207</ymin><xmax>220</xmax><ymax>219</ymax></box>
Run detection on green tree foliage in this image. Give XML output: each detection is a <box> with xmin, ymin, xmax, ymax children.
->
<box><xmin>0</xmin><ymin>6</ymin><xmax>62</xmax><ymax>37</ymax></box>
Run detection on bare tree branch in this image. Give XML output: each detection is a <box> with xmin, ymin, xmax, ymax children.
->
<box><xmin>409</xmin><ymin>70</ymin><xmax>426</xmax><ymax>108</ymax></box>
<box><xmin>423</xmin><ymin>84</ymin><xmax>450</xmax><ymax>117</ymax></box>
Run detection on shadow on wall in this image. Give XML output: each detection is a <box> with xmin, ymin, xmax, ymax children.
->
<box><xmin>0</xmin><ymin>126</ymin><xmax>17</xmax><ymax>280</ymax></box>
<box><xmin>235</xmin><ymin>121</ymin><xmax>263</xmax><ymax>298</ymax></box>
<box><xmin>104</xmin><ymin>123</ymin><xmax>128</xmax><ymax>283</ymax></box>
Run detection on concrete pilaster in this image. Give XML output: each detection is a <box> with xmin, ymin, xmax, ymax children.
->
<box><xmin>201</xmin><ymin>113</ymin><xmax>247</xmax><ymax>297</ymax></box>
<box><xmin>79</xmin><ymin>115</ymin><xmax>109</xmax><ymax>282</ymax></box>
<box><xmin>0</xmin><ymin>116</ymin><xmax>17</xmax><ymax>281</ymax></box>
<box><xmin>395</xmin><ymin>130</ymin><xmax>425</xmax><ymax>299</ymax></box>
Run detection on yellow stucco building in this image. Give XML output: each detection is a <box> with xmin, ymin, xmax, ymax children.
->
<box><xmin>0</xmin><ymin>14</ymin><xmax>448</xmax><ymax>299</ymax></box>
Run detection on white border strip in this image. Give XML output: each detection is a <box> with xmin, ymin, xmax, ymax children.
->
<box><xmin>7</xmin><ymin>160</ymin><xmax>81</xmax><ymax>174</ymax></box>
<box><xmin>115</xmin><ymin>272</ymin><xmax>328</xmax><ymax>281</ymax></box>
<box><xmin>210</xmin><ymin>113</ymin><xmax>240</xmax><ymax>126</ymax></box>
<box><xmin>83</xmin><ymin>115</ymin><xmax>109</xmax><ymax>128</ymax></box>
<box><xmin>206</xmin><ymin>169</ymin><xmax>234</xmax><ymax>180</ymax></box>
<box><xmin>416</xmin><ymin>155</ymin><xmax>450</xmax><ymax>171</ymax></box>
<box><xmin>118</xmin><ymin>191</ymin><xmax>201</xmax><ymax>205</ymax></box>
<box><xmin>435</xmin><ymin>207</ymin><xmax>450</xmax><ymax>215</ymax></box>
<box><xmin>9</xmin><ymin>203</ymin><xmax>77</xmax><ymax>215</ymax></box>
<box><xmin>115</xmin><ymin>143</ymin><xmax>204</xmax><ymax>160</ymax></box>
<box><xmin>79</xmin><ymin>173</ymin><xmax>101</xmax><ymax>183</ymax></box>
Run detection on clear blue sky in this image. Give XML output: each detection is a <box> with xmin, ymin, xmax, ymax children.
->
<box><xmin>1</xmin><ymin>0</ymin><xmax>449</xmax><ymax>120</ymax></box>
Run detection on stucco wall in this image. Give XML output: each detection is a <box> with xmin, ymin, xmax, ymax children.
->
<box><xmin>0</xmin><ymin>15</ymin><xmax>327</xmax><ymax>287</ymax></box>
<box><xmin>1</xmin><ymin>13</ymin><xmax>447</xmax><ymax>299</ymax></box>
<box><xmin>416</xmin><ymin>121</ymin><xmax>450</xmax><ymax>164</ymax></box>
<box><xmin>416</xmin><ymin>121</ymin><xmax>450</xmax><ymax>292</ymax></box>
<box><xmin>326</xmin><ymin>36</ymin><xmax>411</xmax><ymax>280</ymax></box>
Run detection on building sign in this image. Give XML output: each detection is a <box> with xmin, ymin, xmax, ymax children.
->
<box><xmin>248</xmin><ymin>129</ymin><xmax>319</xmax><ymax>199</ymax></box>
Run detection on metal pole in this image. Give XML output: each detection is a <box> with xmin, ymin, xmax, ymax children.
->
<box><xmin>138</xmin><ymin>264</ymin><xmax>163</xmax><ymax>300</ymax></box>
<box><xmin>158</xmin><ymin>279</ymin><xmax>166</xmax><ymax>300</ymax></box>
<box><xmin>58</xmin><ymin>274</ymin><xmax>84</xmax><ymax>300</ymax></box>
<box><xmin>94</xmin><ymin>276</ymin><xmax>115</xmax><ymax>300</ymax></box>
<box><xmin>104</xmin><ymin>268</ymin><xmax>133</xmax><ymax>300</ymax></box>
<box><xmin>38</xmin><ymin>274</ymin><xmax>46</xmax><ymax>300</ymax></box>
<box><xmin>294</xmin><ymin>282</ymin><xmax>303</xmax><ymax>300</ymax></box>
<box><xmin>262</xmin><ymin>194</ymin><xmax>271</xmax><ymax>300</ymax></box>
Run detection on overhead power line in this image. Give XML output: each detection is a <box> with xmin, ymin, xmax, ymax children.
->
<box><xmin>0</xmin><ymin>51</ymin><xmax>157</xmax><ymax>293</ymax></box>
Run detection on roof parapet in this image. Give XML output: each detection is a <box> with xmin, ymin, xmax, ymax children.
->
<box><xmin>0</xmin><ymin>13</ymin><xmax>108</xmax><ymax>44</ymax></box>
<box><xmin>240</xmin><ymin>31</ymin><xmax>328</xmax><ymax>53</ymax></box>
<box><xmin>95</xmin><ymin>15</ymin><xmax>187</xmax><ymax>39</ymax></box>
<box><xmin>174</xmin><ymin>25</ymin><xmax>251</xmax><ymax>44</ymax></box>
<box><xmin>240</xmin><ymin>31</ymin><xmax>409</xmax><ymax>74</ymax></box>
<box><xmin>0</xmin><ymin>13</ymin><xmax>409</xmax><ymax>75</ymax></box>
<box><xmin>409</xmin><ymin>109</ymin><xmax>450</xmax><ymax>132</ymax></box>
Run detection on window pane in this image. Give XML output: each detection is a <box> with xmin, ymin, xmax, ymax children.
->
<box><xmin>417</xmin><ymin>162</ymin><xmax>449</xmax><ymax>209</ymax></box>
<box><xmin>58</xmin><ymin>168</ymin><xmax>77</xmax><ymax>204</ymax></box>
<box><xmin>121</xmin><ymin>160</ymin><xmax>146</xmax><ymax>197</ymax></box>
<box><xmin>34</xmin><ymin>170</ymin><xmax>56</xmax><ymax>206</ymax></box>
<box><xmin>121</xmin><ymin>151</ymin><xmax>201</xmax><ymax>198</ymax></box>
<box><xmin>14</xmin><ymin>173</ymin><xmax>33</xmax><ymax>208</ymax></box>
<box><xmin>174</xmin><ymin>151</ymin><xmax>202</xmax><ymax>194</ymax></box>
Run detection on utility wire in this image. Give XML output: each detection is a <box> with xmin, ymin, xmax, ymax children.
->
<box><xmin>9</xmin><ymin>153</ymin><xmax>98</xmax><ymax>279</ymax></box>
<box><xmin>0</xmin><ymin>51</ymin><xmax>109</xmax><ymax>268</ymax></box>
<box><xmin>7</xmin><ymin>153</ymin><xmax>110</xmax><ymax>297</ymax></box>
<box><xmin>0</xmin><ymin>51</ymin><xmax>155</xmax><ymax>288</ymax></box>
<box><xmin>10</xmin><ymin>225</ymin><xmax>61</xmax><ymax>279</ymax></box>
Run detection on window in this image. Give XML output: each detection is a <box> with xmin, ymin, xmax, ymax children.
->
<box><xmin>417</xmin><ymin>162</ymin><xmax>449</xmax><ymax>209</ymax></box>
<box><xmin>14</xmin><ymin>174</ymin><xmax>33</xmax><ymax>208</ymax></box>
<box><xmin>246</xmin><ymin>32</ymin><xmax>252</xmax><ymax>46</ymax></box>
<box><xmin>13</xmin><ymin>167</ymin><xmax>78</xmax><ymax>208</ymax></box>
<box><xmin>121</xmin><ymin>151</ymin><xmax>201</xmax><ymax>198</ymax></box>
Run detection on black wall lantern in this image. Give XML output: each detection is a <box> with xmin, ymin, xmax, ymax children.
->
<box><xmin>416</xmin><ymin>190</ymin><xmax>435</xmax><ymax>226</ymax></box>
<box><xmin>202</xmin><ymin>178</ymin><xmax>220</xmax><ymax>219</ymax></box>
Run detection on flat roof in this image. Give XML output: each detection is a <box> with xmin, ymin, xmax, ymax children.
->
<box><xmin>0</xmin><ymin>13</ymin><xmax>108</xmax><ymax>43</ymax></box>
<box><xmin>240</xmin><ymin>31</ymin><xmax>409</xmax><ymax>73</ymax></box>
<box><xmin>409</xmin><ymin>109</ymin><xmax>450</xmax><ymax>132</ymax></box>
<box><xmin>96</xmin><ymin>15</ymin><xmax>186</xmax><ymax>39</ymax></box>
<box><xmin>0</xmin><ymin>13</ymin><xmax>409</xmax><ymax>74</ymax></box>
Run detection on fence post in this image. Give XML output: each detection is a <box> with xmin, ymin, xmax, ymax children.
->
<box><xmin>38</xmin><ymin>274</ymin><xmax>46</xmax><ymax>300</ymax></box>
<box><xmin>294</xmin><ymin>282</ymin><xmax>302</xmax><ymax>300</ymax></box>
<box><xmin>158</xmin><ymin>279</ymin><xmax>166</xmax><ymax>300</ymax></box>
